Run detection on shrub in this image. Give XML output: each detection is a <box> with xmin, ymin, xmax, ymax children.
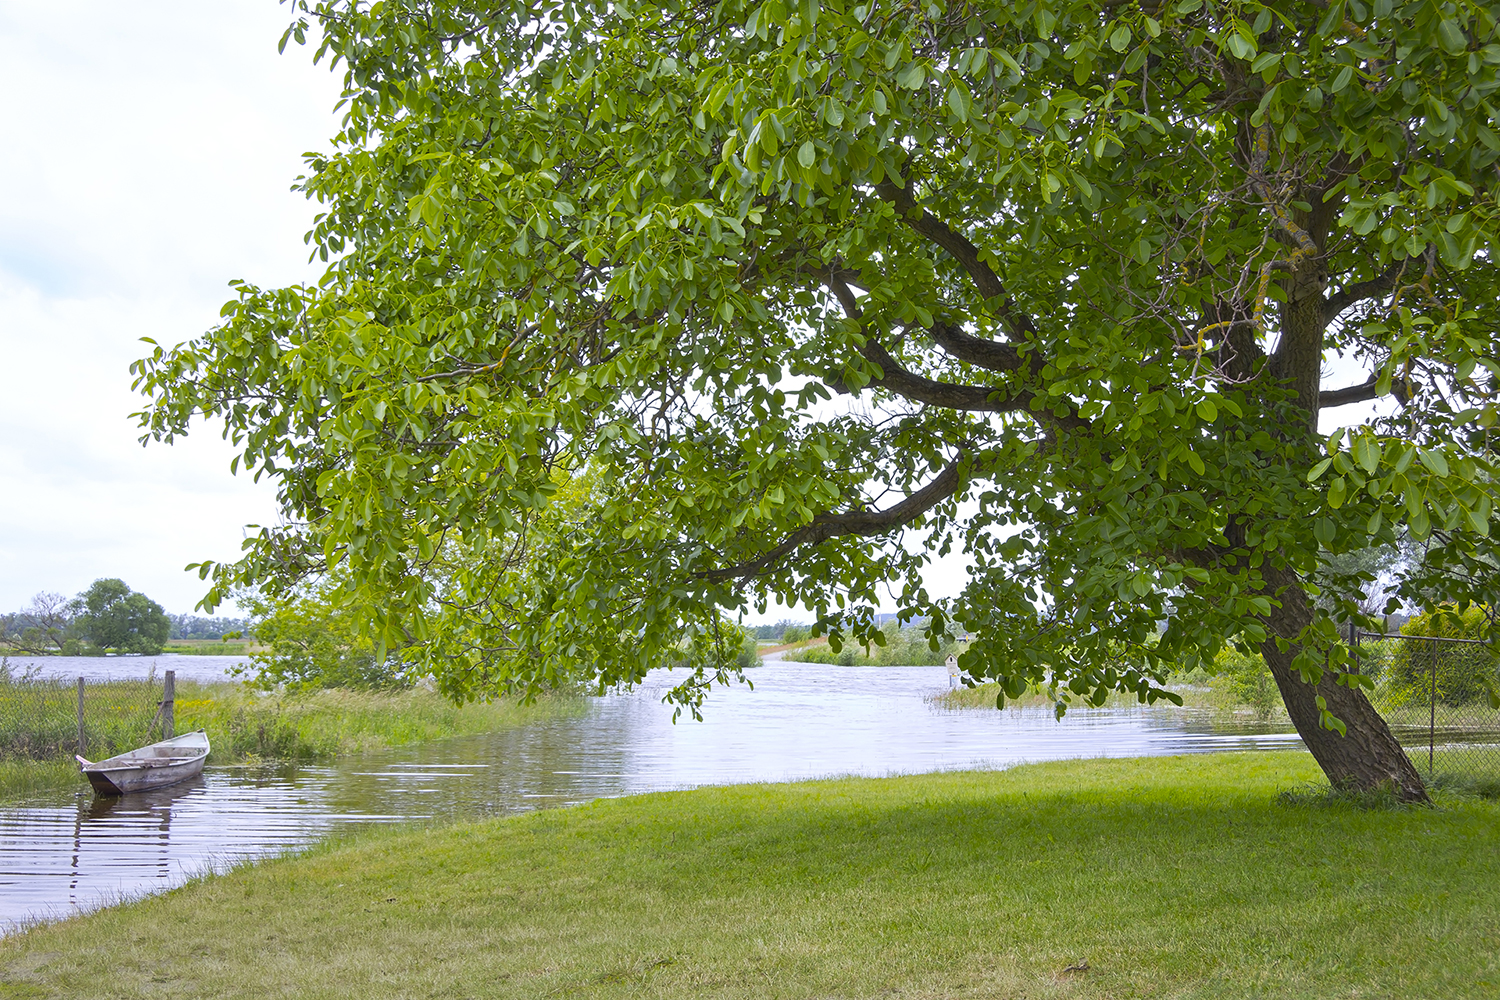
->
<box><xmin>1389</xmin><ymin>605</ymin><xmax>1498</xmax><ymax>707</ymax></box>
<box><xmin>1215</xmin><ymin>647</ymin><xmax>1279</xmax><ymax>720</ymax></box>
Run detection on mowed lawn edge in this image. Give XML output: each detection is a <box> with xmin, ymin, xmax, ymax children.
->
<box><xmin>2</xmin><ymin>751</ymin><xmax>1497</xmax><ymax>999</ymax></box>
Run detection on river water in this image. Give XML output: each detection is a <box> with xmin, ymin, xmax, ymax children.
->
<box><xmin>0</xmin><ymin>661</ymin><xmax>1302</xmax><ymax>933</ymax></box>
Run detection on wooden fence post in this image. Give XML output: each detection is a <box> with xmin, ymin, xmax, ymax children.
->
<box><xmin>76</xmin><ymin>676</ymin><xmax>86</xmax><ymax>758</ymax></box>
<box><xmin>163</xmin><ymin>670</ymin><xmax>175</xmax><ymax>740</ymax></box>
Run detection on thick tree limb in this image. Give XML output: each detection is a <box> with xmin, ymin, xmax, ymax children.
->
<box><xmin>824</xmin><ymin>274</ymin><xmax>1037</xmax><ymax>414</ymax></box>
<box><xmin>873</xmin><ymin>180</ymin><xmax>1039</xmax><ymax>340</ymax></box>
<box><xmin>858</xmin><ymin>336</ymin><xmax>1039</xmax><ymax>413</ymax></box>
<box><xmin>929</xmin><ymin>320</ymin><xmax>1037</xmax><ymax>375</ymax></box>
<box><xmin>699</xmin><ymin>456</ymin><xmax>966</xmax><ymax>581</ymax></box>
<box><xmin>1318</xmin><ymin>375</ymin><xmax>1382</xmax><ymax>408</ymax></box>
<box><xmin>1322</xmin><ymin>260</ymin><xmax>1409</xmax><ymax>324</ymax></box>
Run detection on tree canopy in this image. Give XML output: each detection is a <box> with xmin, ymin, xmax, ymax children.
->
<box><xmin>134</xmin><ymin>0</ymin><xmax>1500</xmax><ymax>798</ymax></box>
<box><xmin>75</xmin><ymin>579</ymin><xmax>171</xmax><ymax>656</ymax></box>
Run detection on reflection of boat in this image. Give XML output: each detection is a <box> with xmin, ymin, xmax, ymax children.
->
<box><xmin>75</xmin><ymin>731</ymin><xmax>210</xmax><ymax>795</ymax></box>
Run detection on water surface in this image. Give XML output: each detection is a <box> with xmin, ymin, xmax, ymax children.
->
<box><xmin>2</xmin><ymin>654</ymin><xmax>251</xmax><ymax>684</ymax></box>
<box><xmin>0</xmin><ymin>663</ymin><xmax>1302</xmax><ymax>932</ymax></box>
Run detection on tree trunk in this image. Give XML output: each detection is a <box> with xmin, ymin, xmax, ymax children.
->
<box><xmin>1258</xmin><ymin>568</ymin><xmax>1429</xmax><ymax>802</ymax></box>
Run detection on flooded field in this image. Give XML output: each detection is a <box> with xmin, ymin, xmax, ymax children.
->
<box><xmin>0</xmin><ymin>663</ymin><xmax>1302</xmax><ymax>931</ymax></box>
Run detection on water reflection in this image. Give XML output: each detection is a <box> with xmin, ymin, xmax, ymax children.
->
<box><xmin>1</xmin><ymin>663</ymin><xmax>1303</xmax><ymax>932</ymax></box>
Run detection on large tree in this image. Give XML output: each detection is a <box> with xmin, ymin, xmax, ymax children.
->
<box><xmin>76</xmin><ymin>579</ymin><xmax>171</xmax><ymax>656</ymax></box>
<box><xmin>135</xmin><ymin>0</ymin><xmax>1500</xmax><ymax>800</ymax></box>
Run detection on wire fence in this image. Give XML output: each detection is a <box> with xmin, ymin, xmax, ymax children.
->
<box><xmin>1357</xmin><ymin>630</ymin><xmax>1500</xmax><ymax>783</ymax></box>
<box><xmin>0</xmin><ymin>662</ymin><xmax>168</xmax><ymax>762</ymax></box>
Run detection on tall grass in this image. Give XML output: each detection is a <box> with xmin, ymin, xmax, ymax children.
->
<box><xmin>0</xmin><ymin>677</ymin><xmax>588</xmax><ymax>801</ymax></box>
<box><xmin>172</xmin><ymin>682</ymin><xmax>588</xmax><ymax>763</ymax></box>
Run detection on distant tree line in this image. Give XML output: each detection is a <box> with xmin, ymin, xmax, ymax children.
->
<box><xmin>0</xmin><ymin>581</ymin><xmax>212</xmax><ymax>657</ymax></box>
<box><xmin>748</xmin><ymin>614</ymin><xmax>921</xmax><ymax>643</ymax></box>
<box><xmin>166</xmin><ymin>614</ymin><xmax>250</xmax><ymax>641</ymax></box>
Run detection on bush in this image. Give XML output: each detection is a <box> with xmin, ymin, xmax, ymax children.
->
<box><xmin>239</xmin><ymin>584</ymin><xmax>414</xmax><ymax>692</ymax></box>
<box><xmin>1390</xmin><ymin>605</ymin><xmax>1498</xmax><ymax>707</ymax></box>
<box><xmin>785</xmin><ymin>625</ymin><xmax>962</xmax><ymax>667</ymax></box>
<box><xmin>1215</xmin><ymin>647</ymin><xmax>1279</xmax><ymax>720</ymax></box>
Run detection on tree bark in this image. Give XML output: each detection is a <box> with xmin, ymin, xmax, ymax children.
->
<box><xmin>1258</xmin><ymin>567</ymin><xmax>1429</xmax><ymax>802</ymax></box>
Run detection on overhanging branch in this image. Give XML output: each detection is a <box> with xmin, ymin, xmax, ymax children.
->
<box><xmin>825</xmin><ymin>274</ymin><xmax>1037</xmax><ymax>414</ymax></box>
<box><xmin>699</xmin><ymin>455</ymin><xmax>966</xmax><ymax>581</ymax></box>
<box><xmin>1323</xmin><ymin>260</ymin><xmax>1410</xmax><ymax>324</ymax></box>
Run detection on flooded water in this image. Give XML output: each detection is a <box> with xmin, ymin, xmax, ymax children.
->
<box><xmin>1</xmin><ymin>653</ymin><xmax>252</xmax><ymax>684</ymax></box>
<box><xmin>0</xmin><ymin>663</ymin><xmax>1302</xmax><ymax>933</ymax></box>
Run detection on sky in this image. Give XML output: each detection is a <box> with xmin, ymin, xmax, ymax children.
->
<box><xmin>0</xmin><ymin>2</ymin><xmax>344</xmax><ymax>614</ymax></box>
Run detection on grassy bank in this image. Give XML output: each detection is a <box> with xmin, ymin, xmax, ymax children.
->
<box><xmin>3</xmin><ymin>752</ymin><xmax>1498</xmax><ymax>998</ymax></box>
<box><xmin>0</xmin><ymin>683</ymin><xmax>587</xmax><ymax>802</ymax></box>
<box><xmin>935</xmin><ymin>677</ymin><xmax>1284</xmax><ymax>719</ymax></box>
<box><xmin>162</xmin><ymin>640</ymin><xmax>257</xmax><ymax>656</ymax></box>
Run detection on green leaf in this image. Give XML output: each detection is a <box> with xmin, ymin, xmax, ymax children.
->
<box><xmin>1327</xmin><ymin>477</ymin><xmax>1347</xmax><ymax>509</ymax></box>
<box><xmin>1438</xmin><ymin>19</ymin><xmax>1469</xmax><ymax>56</ymax></box>
<box><xmin>797</xmin><ymin>140</ymin><xmax>816</xmax><ymax>168</ymax></box>
<box><xmin>949</xmin><ymin>85</ymin><xmax>972</xmax><ymax>122</ymax></box>
<box><xmin>1196</xmin><ymin>399</ymin><xmax>1218</xmax><ymax>422</ymax></box>
<box><xmin>1418</xmin><ymin>449</ymin><xmax>1450</xmax><ymax>477</ymax></box>
<box><xmin>1307</xmin><ymin>457</ymin><xmax>1333</xmax><ymax>482</ymax></box>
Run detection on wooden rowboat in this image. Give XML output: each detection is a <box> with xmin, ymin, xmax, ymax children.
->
<box><xmin>75</xmin><ymin>730</ymin><xmax>210</xmax><ymax>795</ymax></box>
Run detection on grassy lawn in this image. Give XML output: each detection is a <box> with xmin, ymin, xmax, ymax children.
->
<box><xmin>2</xmin><ymin>751</ymin><xmax>1497</xmax><ymax>998</ymax></box>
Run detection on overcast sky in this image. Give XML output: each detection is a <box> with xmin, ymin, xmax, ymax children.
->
<box><xmin>0</xmin><ymin>2</ymin><xmax>342</xmax><ymax>613</ymax></box>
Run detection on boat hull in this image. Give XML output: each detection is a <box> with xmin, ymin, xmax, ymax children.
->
<box><xmin>76</xmin><ymin>731</ymin><xmax>211</xmax><ymax>796</ymax></box>
<box><xmin>81</xmin><ymin>755</ymin><xmax>206</xmax><ymax>795</ymax></box>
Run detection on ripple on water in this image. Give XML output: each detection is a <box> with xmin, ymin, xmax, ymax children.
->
<box><xmin>0</xmin><ymin>663</ymin><xmax>1304</xmax><ymax>932</ymax></box>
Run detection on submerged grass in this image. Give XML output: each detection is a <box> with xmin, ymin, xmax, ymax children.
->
<box><xmin>0</xmin><ymin>682</ymin><xmax>587</xmax><ymax>802</ymax></box>
<box><xmin>171</xmin><ymin>681</ymin><xmax>587</xmax><ymax>763</ymax></box>
<box><xmin>2</xmin><ymin>752</ymin><xmax>1498</xmax><ymax>998</ymax></box>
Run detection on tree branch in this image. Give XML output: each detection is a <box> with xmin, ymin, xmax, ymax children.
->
<box><xmin>1322</xmin><ymin>260</ymin><xmax>1409</xmax><ymax>324</ymax></box>
<box><xmin>1318</xmin><ymin>375</ymin><xmax>1382</xmax><ymax>409</ymax></box>
<box><xmin>824</xmin><ymin>274</ymin><xmax>1037</xmax><ymax>414</ymax></box>
<box><xmin>699</xmin><ymin>455</ymin><xmax>966</xmax><ymax>581</ymax></box>
<box><xmin>874</xmin><ymin>179</ymin><xmax>1039</xmax><ymax>340</ymax></box>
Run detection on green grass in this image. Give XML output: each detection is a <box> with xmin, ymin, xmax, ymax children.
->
<box><xmin>2</xmin><ymin>752</ymin><xmax>1498</xmax><ymax>998</ymax></box>
<box><xmin>171</xmin><ymin>681</ymin><xmax>586</xmax><ymax>762</ymax></box>
<box><xmin>0</xmin><ymin>760</ymin><xmax>79</xmax><ymax>802</ymax></box>
<box><xmin>163</xmin><ymin>641</ymin><xmax>254</xmax><ymax>656</ymax></box>
<box><xmin>0</xmin><ymin>682</ymin><xmax>587</xmax><ymax>802</ymax></box>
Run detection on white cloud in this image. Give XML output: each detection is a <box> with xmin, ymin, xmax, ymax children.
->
<box><xmin>0</xmin><ymin>1</ymin><xmax>343</xmax><ymax>612</ymax></box>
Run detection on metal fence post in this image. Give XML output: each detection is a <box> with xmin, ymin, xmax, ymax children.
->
<box><xmin>1429</xmin><ymin>647</ymin><xmax>1437</xmax><ymax>776</ymax></box>
<box><xmin>76</xmin><ymin>676</ymin><xmax>86</xmax><ymax>758</ymax></box>
<box><xmin>162</xmin><ymin>670</ymin><xmax>175</xmax><ymax>740</ymax></box>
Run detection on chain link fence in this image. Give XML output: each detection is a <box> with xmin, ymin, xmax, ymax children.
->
<box><xmin>0</xmin><ymin>663</ymin><xmax>167</xmax><ymax>762</ymax></box>
<box><xmin>1357</xmin><ymin>631</ymin><xmax>1500</xmax><ymax>783</ymax></box>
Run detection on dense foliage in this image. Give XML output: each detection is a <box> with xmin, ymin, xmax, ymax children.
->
<box><xmin>1389</xmin><ymin>603</ymin><xmax>1499</xmax><ymax>705</ymax></box>
<box><xmin>135</xmin><ymin>0</ymin><xmax>1500</xmax><ymax>794</ymax></box>
<box><xmin>74</xmin><ymin>579</ymin><xmax>172</xmax><ymax>656</ymax></box>
<box><xmin>237</xmin><ymin>582</ymin><xmax>411</xmax><ymax>691</ymax></box>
